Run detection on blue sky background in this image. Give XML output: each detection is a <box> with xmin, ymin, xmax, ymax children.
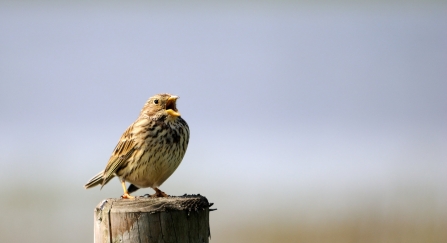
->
<box><xmin>1</xmin><ymin>1</ymin><xmax>446</xmax><ymax>242</ymax></box>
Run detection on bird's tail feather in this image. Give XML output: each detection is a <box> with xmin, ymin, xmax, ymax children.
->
<box><xmin>84</xmin><ymin>170</ymin><xmax>114</xmax><ymax>189</ymax></box>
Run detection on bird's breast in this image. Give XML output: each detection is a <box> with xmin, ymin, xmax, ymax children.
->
<box><xmin>120</xmin><ymin>118</ymin><xmax>189</xmax><ymax>188</ymax></box>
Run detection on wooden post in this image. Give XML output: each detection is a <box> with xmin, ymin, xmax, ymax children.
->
<box><xmin>93</xmin><ymin>194</ymin><xmax>214</xmax><ymax>243</ymax></box>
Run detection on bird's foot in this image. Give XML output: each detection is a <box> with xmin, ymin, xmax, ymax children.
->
<box><xmin>120</xmin><ymin>180</ymin><xmax>135</xmax><ymax>199</ymax></box>
<box><xmin>152</xmin><ymin>188</ymin><xmax>168</xmax><ymax>197</ymax></box>
<box><xmin>121</xmin><ymin>193</ymin><xmax>135</xmax><ymax>199</ymax></box>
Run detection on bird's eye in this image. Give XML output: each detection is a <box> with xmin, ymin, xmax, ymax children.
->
<box><xmin>154</xmin><ymin>99</ymin><xmax>159</xmax><ymax>104</ymax></box>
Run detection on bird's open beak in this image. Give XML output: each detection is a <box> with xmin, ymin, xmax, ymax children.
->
<box><xmin>166</xmin><ymin>96</ymin><xmax>181</xmax><ymax>117</ymax></box>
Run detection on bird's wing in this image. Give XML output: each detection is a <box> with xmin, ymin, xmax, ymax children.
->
<box><xmin>101</xmin><ymin>124</ymin><xmax>137</xmax><ymax>187</ymax></box>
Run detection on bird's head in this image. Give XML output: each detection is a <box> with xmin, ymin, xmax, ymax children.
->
<box><xmin>141</xmin><ymin>93</ymin><xmax>182</xmax><ymax>121</ymax></box>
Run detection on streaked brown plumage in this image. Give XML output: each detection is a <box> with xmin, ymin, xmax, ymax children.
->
<box><xmin>84</xmin><ymin>93</ymin><xmax>189</xmax><ymax>198</ymax></box>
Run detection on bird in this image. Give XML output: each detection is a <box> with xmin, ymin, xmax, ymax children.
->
<box><xmin>84</xmin><ymin>93</ymin><xmax>189</xmax><ymax>199</ymax></box>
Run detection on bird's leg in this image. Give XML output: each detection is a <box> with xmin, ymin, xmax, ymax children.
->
<box><xmin>153</xmin><ymin>188</ymin><xmax>168</xmax><ymax>197</ymax></box>
<box><xmin>120</xmin><ymin>180</ymin><xmax>134</xmax><ymax>199</ymax></box>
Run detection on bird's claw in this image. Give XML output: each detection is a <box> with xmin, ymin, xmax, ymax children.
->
<box><xmin>153</xmin><ymin>188</ymin><xmax>169</xmax><ymax>197</ymax></box>
<box><xmin>121</xmin><ymin>193</ymin><xmax>135</xmax><ymax>199</ymax></box>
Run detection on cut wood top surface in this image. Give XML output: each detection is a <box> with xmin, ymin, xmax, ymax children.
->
<box><xmin>95</xmin><ymin>194</ymin><xmax>214</xmax><ymax>214</ymax></box>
